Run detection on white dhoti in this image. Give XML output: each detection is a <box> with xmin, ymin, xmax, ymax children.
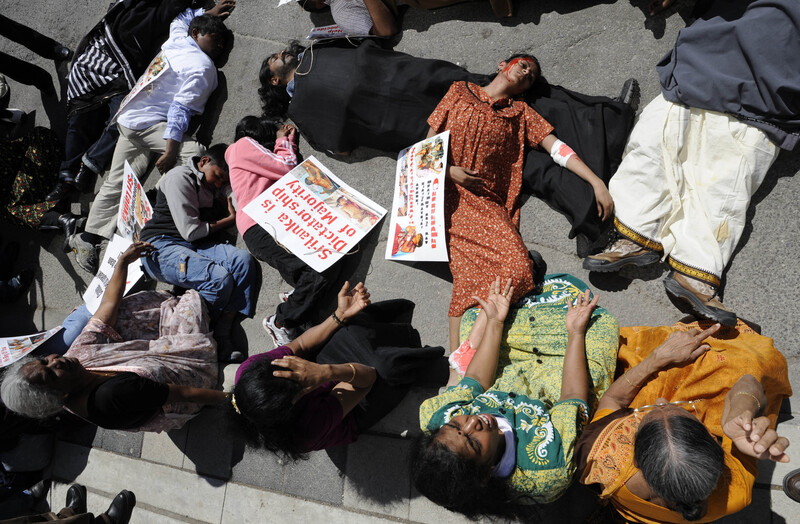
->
<box><xmin>609</xmin><ymin>95</ymin><xmax>779</xmax><ymax>286</ymax></box>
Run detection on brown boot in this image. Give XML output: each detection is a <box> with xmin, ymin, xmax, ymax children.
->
<box><xmin>663</xmin><ymin>271</ymin><xmax>737</xmax><ymax>326</ymax></box>
<box><xmin>489</xmin><ymin>0</ymin><xmax>514</xmax><ymax>17</ymax></box>
<box><xmin>582</xmin><ymin>238</ymin><xmax>661</xmax><ymax>272</ymax></box>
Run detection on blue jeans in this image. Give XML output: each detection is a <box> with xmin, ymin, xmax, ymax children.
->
<box><xmin>142</xmin><ymin>236</ymin><xmax>257</xmax><ymax>321</ymax></box>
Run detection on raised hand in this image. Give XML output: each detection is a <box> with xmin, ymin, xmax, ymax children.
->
<box><xmin>566</xmin><ymin>289</ymin><xmax>598</xmax><ymax>335</ymax></box>
<box><xmin>119</xmin><ymin>241</ymin><xmax>154</xmax><ymax>265</ymax></box>
<box><xmin>335</xmin><ymin>281</ymin><xmax>371</xmax><ymax>322</ymax></box>
<box><xmin>472</xmin><ymin>276</ymin><xmax>513</xmax><ymax>324</ymax></box>
<box><xmin>206</xmin><ymin>0</ymin><xmax>236</xmax><ymax>19</ymax></box>
<box><xmin>652</xmin><ymin>323</ymin><xmax>722</xmax><ymax>368</ymax></box>
<box><xmin>724</xmin><ymin>413</ymin><xmax>791</xmax><ymax>463</ymax></box>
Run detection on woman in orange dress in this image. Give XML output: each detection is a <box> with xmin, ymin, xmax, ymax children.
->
<box><xmin>426</xmin><ymin>55</ymin><xmax>615</xmax><ymax>351</ymax></box>
<box><xmin>576</xmin><ymin>320</ymin><xmax>792</xmax><ymax>523</ymax></box>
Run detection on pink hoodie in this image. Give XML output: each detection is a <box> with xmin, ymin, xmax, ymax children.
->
<box><xmin>225</xmin><ymin>136</ymin><xmax>299</xmax><ymax>236</ymax></box>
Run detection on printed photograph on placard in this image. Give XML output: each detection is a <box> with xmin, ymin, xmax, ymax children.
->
<box><xmin>385</xmin><ymin>131</ymin><xmax>449</xmax><ymax>262</ymax></box>
<box><xmin>0</xmin><ymin>327</ymin><xmax>62</xmax><ymax>368</ymax></box>
<box><xmin>242</xmin><ymin>156</ymin><xmax>387</xmax><ymax>273</ymax></box>
<box><xmin>117</xmin><ymin>161</ymin><xmax>153</xmax><ymax>241</ymax></box>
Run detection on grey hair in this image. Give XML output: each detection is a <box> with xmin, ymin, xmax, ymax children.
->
<box><xmin>1</xmin><ymin>357</ymin><xmax>64</xmax><ymax>418</ymax></box>
<box><xmin>634</xmin><ymin>414</ymin><xmax>724</xmax><ymax>521</ymax></box>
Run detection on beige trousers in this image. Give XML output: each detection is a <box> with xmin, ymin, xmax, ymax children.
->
<box><xmin>85</xmin><ymin>122</ymin><xmax>203</xmax><ymax>240</ymax></box>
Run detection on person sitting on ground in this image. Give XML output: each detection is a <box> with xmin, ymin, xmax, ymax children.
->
<box><xmin>44</xmin><ymin>0</ymin><xmax>236</xmax><ymax>202</ymax></box>
<box><xmin>0</xmin><ymin>484</ymin><xmax>135</xmax><ymax>524</ymax></box>
<box><xmin>225</xmin><ymin>116</ymin><xmax>345</xmax><ymax>345</ymax></box>
<box><xmin>227</xmin><ymin>281</ymin><xmax>445</xmax><ymax>457</ymax></box>
<box><xmin>259</xmin><ymin>40</ymin><xmax>634</xmax><ymax>243</ymax></box>
<box><xmin>582</xmin><ymin>0</ymin><xmax>800</xmax><ymax>325</ymax></box>
<box><xmin>410</xmin><ymin>275</ymin><xmax>619</xmax><ymax>517</ymax></box>
<box><xmin>138</xmin><ymin>144</ymin><xmax>256</xmax><ymax>362</ymax></box>
<box><xmin>576</xmin><ymin>318</ymin><xmax>792</xmax><ymax>523</ymax></box>
<box><xmin>0</xmin><ymin>242</ymin><xmax>227</xmax><ymax>432</ymax></box>
<box><xmin>297</xmin><ymin>0</ymin><xmax>398</xmax><ymax>37</ymax></box>
<box><xmin>425</xmin><ymin>56</ymin><xmax>614</xmax><ymax>353</ymax></box>
<box><xmin>70</xmin><ymin>8</ymin><xmax>231</xmax><ymax>274</ymax></box>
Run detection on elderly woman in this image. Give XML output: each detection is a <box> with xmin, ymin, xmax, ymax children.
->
<box><xmin>426</xmin><ymin>55</ymin><xmax>614</xmax><ymax>353</ymax></box>
<box><xmin>410</xmin><ymin>274</ymin><xmax>619</xmax><ymax>517</ymax></box>
<box><xmin>228</xmin><ymin>281</ymin><xmax>444</xmax><ymax>458</ymax></box>
<box><xmin>576</xmin><ymin>319</ymin><xmax>792</xmax><ymax>522</ymax></box>
<box><xmin>0</xmin><ymin>242</ymin><xmax>226</xmax><ymax>432</ymax></box>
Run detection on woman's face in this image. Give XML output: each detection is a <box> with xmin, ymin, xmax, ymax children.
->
<box><xmin>435</xmin><ymin>414</ymin><xmax>505</xmax><ymax>470</ymax></box>
<box><xmin>499</xmin><ymin>58</ymin><xmax>538</xmax><ymax>95</ymax></box>
<box><xmin>21</xmin><ymin>355</ymin><xmax>84</xmax><ymax>393</ymax></box>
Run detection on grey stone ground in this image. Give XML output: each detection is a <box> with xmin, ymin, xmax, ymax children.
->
<box><xmin>1</xmin><ymin>0</ymin><xmax>799</xmax><ymax>522</ymax></box>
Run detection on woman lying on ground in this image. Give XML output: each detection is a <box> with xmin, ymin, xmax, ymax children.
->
<box><xmin>0</xmin><ymin>242</ymin><xmax>227</xmax><ymax>432</ymax></box>
<box><xmin>259</xmin><ymin>40</ymin><xmax>635</xmax><ymax>241</ymax></box>
<box><xmin>576</xmin><ymin>318</ymin><xmax>792</xmax><ymax>523</ymax></box>
<box><xmin>227</xmin><ymin>281</ymin><xmax>445</xmax><ymax>458</ymax></box>
<box><xmin>410</xmin><ymin>274</ymin><xmax>619</xmax><ymax>517</ymax></box>
<box><xmin>427</xmin><ymin>56</ymin><xmax>613</xmax><ymax>353</ymax></box>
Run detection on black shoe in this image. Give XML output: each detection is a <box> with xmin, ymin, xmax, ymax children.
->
<box><xmin>65</xmin><ymin>483</ymin><xmax>87</xmax><ymax>514</ymax></box>
<box><xmin>616</xmin><ymin>78</ymin><xmax>640</xmax><ymax>113</ymax></box>
<box><xmin>53</xmin><ymin>45</ymin><xmax>72</xmax><ymax>61</ymax></box>
<box><xmin>105</xmin><ymin>490</ymin><xmax>136</xmax><ymax>524</ymax></box>
<box><xmin>71</xmin><ymin>164</ymin><xmax>96</xmax><ymax>193</ymax></box>
<box><xmin>44</xmin><ymin>181</ymin><xmax>74</xmax><ymax>202</ymax></box>
<box><xmin>528</xmin><ymin>249</ymin><xmax>547</xmax><ymax>286</ymax></box>
<box><xmin>29</xmin><ymin>479</ymin><xmax>50</xmax><ymax>502</ymax></box>
<box><xmin>58</xmin><ymin>213</ymin><xmax>85</xmax><ymax>252</ymax></box>
<box><xmin>1</xmin><ymin>269</ymin><xmax>34</xmax><ymax>303</ymax></box>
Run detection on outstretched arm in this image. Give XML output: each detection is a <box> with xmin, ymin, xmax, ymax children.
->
<box><xmin>539</xmin><ymin>133</ymin><xmax>614</xmax><ymax>221</ymax></box>
<box><xmin>722</xmin><ymin>374</ymin><xmax>790</xmax><ymax>463</ymax></box>
<box><xmin>464</xmin><ymin>277</ymin><xmax>513</xmax><ymax>391</ymax></box>
<box><xmin>92</xmin><ymin>242</ymin><xmax>154</xmax><ymax>328</ymax></box>
<box><xmin>287</xmin><ymin>281</ymin><xmax>371</xmax><ymax>358</ymax></box>
<box><xmin>596</xmin><ymin>323</ymin><xmax>722</xmax><ymax>412</ymax></box>
<box><xmin>167</xmin><ymin>384</ymin><xmax>228</xmax><ymax>405</ymax></box>
<box><xmin>559</xmin><ymin>290</ymin><xmax>596</xmax><ymax>402</ymax></box>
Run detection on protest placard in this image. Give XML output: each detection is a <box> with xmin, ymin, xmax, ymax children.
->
<box><xmin>82</xmin><ymin>235</ymin><xmax>144</xmax><ymax>314</ymax></box>
<box><xmin>385</xmin><ymin>131</ymin><xmax>449</xmax><ymax>262</ymax></box>
<box><xmin>117</xmin><ymin>160</ymin><xmax>153</xmax><ymax>241</ymax></box>
<box><xmin>243</xmin><ymin>157</ymin><xmax>386</xmax><ymax>273</ymax></box>
<box><xmin>0</xmin><ymin>327</ymin><xmax>62</xmax><ymax>368</ymax></box>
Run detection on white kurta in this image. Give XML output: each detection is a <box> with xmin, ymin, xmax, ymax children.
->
<box><xmin>609</xmin><ymin>95</ymin><xmax>778</xmax><ymax>286</ymax></box>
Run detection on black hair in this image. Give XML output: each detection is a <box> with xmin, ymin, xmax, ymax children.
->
<box><xmin>409</xmin><ymin>429</ymin><xmax>516</xmax><ymax>519</ymax></box>
<box><xmin>188</xmin><ymin>14</ymin><xmax>228</xmax><ymax>42</ymax></box>
<box><xmin>259</xmin><ymin>41</ymin><xmax>306</xmax><ymax>119</ymax></box>
<box><xmin>226</xmin><ymin>359</ymin><xmax>307</xmax><ymax>460</ymax></box>
<box><xmin>234</xmin><ymin>115</ymin><xmax>279</xmax><ymax>150</ymax></box>
<box><xmin>634</xmin><ymin>414</ymin><xmax>724</xmax><ymax>521</ymax></box>
<box><xmin>204</xmin><ymin>143</ymin><xmax>229</xmax><ymax>172</ymax></box>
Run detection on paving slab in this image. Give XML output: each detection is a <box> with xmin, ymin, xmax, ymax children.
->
<box><xmin>141</xmin><ymin>430</ymin><xmax>187</xmax><ymax>470</ymax></box>
<box><xmin>343</xmin><ymin>435</ymin><xmax>411</xmax><ymax>520</ymax></box>
<box><xmin>282</xmin><ymin>446</ymin><xmax>347</xmax><ymax>505</ymax></box>
<box><xmin>230</xmin><ymin>444</ymin><xmax>286</xmax><ymax>493</ymax></box>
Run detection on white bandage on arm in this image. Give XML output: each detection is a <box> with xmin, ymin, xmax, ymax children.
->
<box><xmin>549</xmin><ymin>138</ymin><xmax>577</xmax><ymax>168</ymax></box>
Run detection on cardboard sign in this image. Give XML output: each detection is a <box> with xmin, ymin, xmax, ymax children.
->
<box><xmin>243</xmin><ymin>156</ymin><xmax>386</xmax><ymax>273</ymax></box>
<box><xmin>385</xmin><ymin>132</ymin><xmax>449</xmax><ymax>262</ymax></box>
<box><xmin>117</xmin><ymin>160</ymin><xmax>153</xmax><ymax>241</ymax></box>
<box><xmin>82</xmin><ymin>235</ymin><xmax>144</xmax><ymax>314</ymax></box>
<box><xmin>0</xmin><ymin>327</ymin><xmax>62</xmax><ymax>368</ymax></box>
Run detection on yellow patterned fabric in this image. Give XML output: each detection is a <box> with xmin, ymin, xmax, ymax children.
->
<box><xmin>419</xmin><ymin>274</ymin><xmax>620</xmax><ymax>503</ymax></box>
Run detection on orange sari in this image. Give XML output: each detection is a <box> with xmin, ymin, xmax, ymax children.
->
<box><xmin>580</xmin><ymin>320</ymin><xmax>792</xmax><ymax>523</ymax></box>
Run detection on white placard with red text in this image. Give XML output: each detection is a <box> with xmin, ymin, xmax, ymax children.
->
<box><xmin>82</xmin><ymin>234</ymin><xmax>144</xmax><ymax>314</ymax></box>
<box><xmin>243</xmin><ymin>157</ymin><xmax>386</xmax><ymax>273</ymax></box>
<box><xmin>385</xmin><ymin>132</ymin><xmax>449</xmax><ymax>262</ymax></box>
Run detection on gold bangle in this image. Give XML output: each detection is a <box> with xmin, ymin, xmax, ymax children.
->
<box><xmin>346</xmin><ymin>363</ymin><xmax>356</xmax><ymax>383</ymax></box>
<box><xmin>331</xmin><ymin>311</ymin><xmax>345</xmax><ymax>327</ymax></box>
<box><xmin>623</xmin><ymin>372</ymin><xmax>641</xmax><ymax>389</ymax></box>
<box><xmin>735</xmin><ymin>391</ymin><xmax>761</xmax><ymax>410</ymax></box>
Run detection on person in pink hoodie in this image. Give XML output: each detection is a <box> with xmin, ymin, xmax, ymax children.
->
<box><xmin>225</xmin><ymin>116</ymin><xmax>343</xmax><ymax>346</ymax></box>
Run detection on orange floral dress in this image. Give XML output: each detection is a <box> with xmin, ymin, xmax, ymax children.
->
<box><xmin>427</xmin><ymin>81</ymin><xmax>554</xmax><ymax>316</ymax></box>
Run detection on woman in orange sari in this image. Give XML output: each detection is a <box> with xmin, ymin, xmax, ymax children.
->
<box><xmin>576</xmin><ymin>320</ymin><xmax>792</xmax><ymax>523</ymax></box>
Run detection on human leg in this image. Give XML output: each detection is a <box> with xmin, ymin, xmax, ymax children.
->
<box><xmin>194</xmin><ymin>241</ymin><xmax>258</xmax><ymax>318</ymax></box>
<box><xmin>243</xmin><ymin>225</ymin><xmax>338</xmax><ymax>330</ymax></box>
<box><xmin>80</xmin><ymin>94</ymin><xmax>124</xmax><ymax>178</ymax></box>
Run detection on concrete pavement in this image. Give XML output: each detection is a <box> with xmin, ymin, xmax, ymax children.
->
<box><xmin>1</xmin><ymin>0</ymin><xmax>799</xmax><ymax>522</ymax></box>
